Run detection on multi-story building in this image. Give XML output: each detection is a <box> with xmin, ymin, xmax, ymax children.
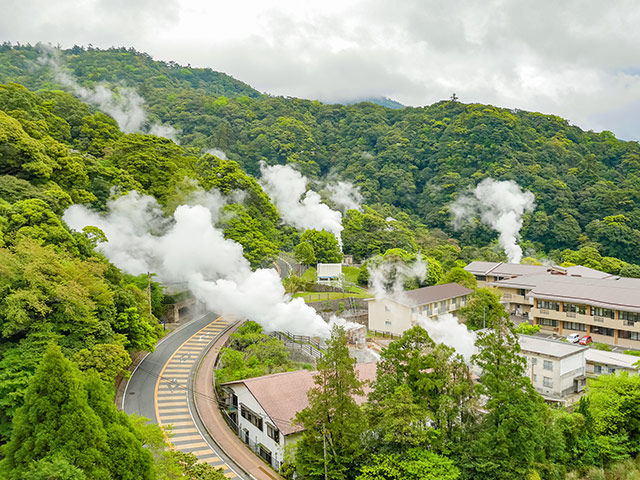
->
<box><xmin>367</xmin><ymin>283</ymin><xmax>473</xmax><ymax>336</ymax></box>
<box><xmin>519</xmin><ymin>335</ymin><xmax>587</xmax><ymax>402</ymax></box>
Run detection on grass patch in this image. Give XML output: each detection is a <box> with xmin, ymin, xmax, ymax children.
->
<box><xmin>301</xmin><ymin>267</ymin><xmax>317</xmax><ymax>282</ymax></box>
<box><xmin>623</xmin><ymin>350</ymin><xmax>640</xmax><ymax>357</ymax></box>
<box><xmin>342</xmin><ymin>266</ymin><xmax>361</xmax><ymax>284</ymax></box>
<box><xmin>593</xmin><ymin>343</ymin><xmax>613</xmax><ymax>351</ymax></box>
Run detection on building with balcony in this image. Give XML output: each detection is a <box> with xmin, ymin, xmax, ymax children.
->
<box><xmin>367</xmin><ymin>283</ymin><xmax>473</xmax><ymax>336</ymax></box>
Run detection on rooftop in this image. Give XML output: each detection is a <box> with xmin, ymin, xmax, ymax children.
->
<box><xmin>585</xmin><ymin>349</ymin><xmax>640</xmax><ymax>370</ymax></box>
<box><xmin>390</xmin><ymin>283</ymin><xmax>473</xmax><ymax>307</ymax></box>
<box><xmin>464</xmin><ymin>261</ymin><xmax>550</xmax><ymax>277</ymax></box>
<box><xmin>223</xmin><ymin>362</ymin><xmax>377</xmax><ymax>436</ymax></box>
<box><xmin>518</xmin><ymin>334</ymin><xmax>588</xmax><ymax>359</ymax></box>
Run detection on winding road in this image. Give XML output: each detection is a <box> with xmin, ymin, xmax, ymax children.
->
<box><xmin>123</xmin><ymin>313</ymin><xmax>244</xmax><ymax>478</ymax></box>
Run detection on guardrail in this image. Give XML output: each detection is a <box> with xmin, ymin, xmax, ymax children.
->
<box><xmin>368</xmin><ymin>329</ymin><xmax>401</xmax><ymax>340</ymax></box>
<box><xmin>270</xmin><ymin>331</ymin><xmax>325</xmax><ymax>359</ymax></box>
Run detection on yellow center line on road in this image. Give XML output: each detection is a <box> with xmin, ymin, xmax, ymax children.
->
<box><xmin>153</xmin><ymin>316</ymin><xmax>239</xmax><ymax>478</ymax></box>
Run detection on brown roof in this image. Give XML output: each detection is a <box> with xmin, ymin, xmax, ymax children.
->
<box><xmin>222</xmin><ymin>362</ymin><xmax>377</xmax><ymax>436</ymax></box>
<box><xmin>394</xmin><ymin>283</ymin><xmax>473</xmax><ymax>307</ymax></box>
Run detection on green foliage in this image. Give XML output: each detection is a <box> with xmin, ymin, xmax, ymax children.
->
<box><xmin>515</xmin><ymin>323</ymin><xmax>541</xmax><ymax>335</ymax></box>
<box><xmin>73</xmin><ymin>344</ymin><xmax>131</xmax><ymax>382</ymax></box>
<box><xmin>593</xmin><ymin>343</ymin><xmax>613</xmax><ymax>351</ymax></box>
<box><xmin>458</xmin><ymin>287</ymin><xmax>507</xmax><ymax>330</ymax></box>
<box><xmin>357</xmin><ymin>448</ymin><xmax>460</xmax><ymax>480</ymax></box>
<box><xmin>298</xmin><ymin>229</ymin><xmax>343</xmax><ymax>264</ymax></box>
<box><xmin>295</xmin><ymin>326</ymin><xmax>366</xmax><ymax>480</ymax></box>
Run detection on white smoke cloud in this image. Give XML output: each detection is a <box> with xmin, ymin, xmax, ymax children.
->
<box><xmin>38</xmin><ymin>46</ymin><xmax>179</xmax><ymax>142</ymax></box>
<box><xmin>417</xmin><ymin>313</ymin><xmax>477</xmax><ymax>362</ymax></box>
<box><xmin>368</xmin><ymin>257</ymin><xmax>427</xmax><ymax>301</ymax></box>
<box><xmin>451</xmin><ymin>178</ymin><xmax>535</xmax><ymax>263</ymax></box>
<box><xmin>62</xmin><ymin>191</ymin><xmax>332</xmax><ymax>338</ymax></box>
<box><xmin>326</xmin><ymin>181</ymin><xmax>363</xmax><ymax>213</ymax></box>
<box><xmin>206</xmin><ymin>148</ymin><xmax>228</xmax><ymax>160</ymax></box>
<box><xmin>259</xmin><ymin>162</ymin><xmax>344</xmax><ymax>243</ymax></box>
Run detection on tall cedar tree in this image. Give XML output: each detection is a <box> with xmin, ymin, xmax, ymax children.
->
<box><xmin>295</xmin><ymin>326</ymin><xmax>366</xmax><ymax>479</ymax></box>
<box><xmin>458</xmin><ymin>315</ymin><xmax>547</xmax><ymax>480</ymax></box>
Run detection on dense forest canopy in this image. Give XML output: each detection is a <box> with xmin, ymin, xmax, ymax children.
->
<box><xmin>3</xmin><ymin>43</ymin><xmax>640</xmax><ymax>265</ymax></box>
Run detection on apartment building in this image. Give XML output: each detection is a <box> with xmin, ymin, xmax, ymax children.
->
<box><xmin>367</xmin><ymin>283</ymin><xmax>472</xmax><ymax>336</ymax></box>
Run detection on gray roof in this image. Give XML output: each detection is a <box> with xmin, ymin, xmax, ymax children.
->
<box><xmin>391</xmin><ymin>283</ymin><xmax>473</xmax><ymax>307</ymax></box>
<box><xmin>519</xmin><ymin>334</ymin><xmax>587</xmax><ymax>358</ymax></box>
<box><xmin>564</xmin><ymin>265</ymin><xmax>613</xmax><ymax>279</ymax></box>
<box><xmin>528</xmin><ymin>276</ymin><xmax>640</xmax><ymax>313</ymax></box>
<box><xmin>464</xmin><ymin>261</ymin><xmax>551</xmax><ymax>277</ymax></box>
<box><xmin>585</xmin><ymin>349</ymin><xmax>639</xmax><ymax>369</ymax></box>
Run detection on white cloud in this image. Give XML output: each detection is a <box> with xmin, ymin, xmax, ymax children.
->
<box><xmin>3</xmin><ymin>1</ymin><xmax>640</xmax><ymax>138</ymax></box>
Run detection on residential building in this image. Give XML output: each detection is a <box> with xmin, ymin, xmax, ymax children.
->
<box><xmin>585</xmin><ymin>349</ymin><xmax>639</xmax><ymax>377</ymax></box>
<box><xmin>316</xmin><ymin>263</ymin><xmax>342</xmax><ymax>284</ymax></box>
<box><xmin>221</xmin><ymin>363</ymin><xmax>377</xmax><ymax>470</ymax></box>
<box><xmin>519</xmin><ymin>335</ymin><xmax>587</xmax><ymax>401</ymax></box>
<box><xmin>367</xmin><ymin>283</ymin><xmax>473</xmax><ymax>336</ymax></box>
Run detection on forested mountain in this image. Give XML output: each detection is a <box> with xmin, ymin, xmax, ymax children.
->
<box><xmin>2</xmin><ymin>43</ymin><xmax>639</xmax><ymax>266</ymax></box>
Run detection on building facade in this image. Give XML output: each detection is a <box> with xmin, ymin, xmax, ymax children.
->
<box><xmin>367</xmin><ymin>283</ymin><xmax>473</xmax><ymax>336</ymax></box>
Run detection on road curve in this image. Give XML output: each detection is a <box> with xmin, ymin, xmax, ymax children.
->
<box><xmin>123</xmin><ymin>313</ymin><xmax>243</xmax><ymax>478</ymax></box>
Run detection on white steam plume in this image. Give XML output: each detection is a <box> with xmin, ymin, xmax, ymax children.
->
<box><xmin>368</xmin><ymin>258</ymin><xmax>427</xmax><ymax>301</ymax></box>
<box><xmin>259</xmin><ymin>163</ymin><xmax>343</xmax><ymax>244</ymax></box>
<box><xmin>326</xmin><ymin>181</ymin><xmax>363</xmax><ymax>213</ymax></box>
<box><xmin>417</xmin><ymin>313</ymin><xmax>477</xmax><ymax>362</ymax></box>
<box><xmin>38</xmin><ymin>47</ymin><xmax>179</xmax><ymax>143</ymax></box>
<box><xmin>451</xmin><ymin>179</ymin><xmax>535</xmax><ymax>263</ymax></box>
<box><xmin>206</xmin><ymin>148</ymin><xmax>228</xmax><ymax>160</ymax></box>
<box><xmin>62</xmin><ymin>191</ymin><xmax>331</xmax><ymax>338</ymax></box>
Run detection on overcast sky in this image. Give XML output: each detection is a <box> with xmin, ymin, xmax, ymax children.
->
<box><xmin>3</xmin><ymin>0</ymin><xmax>640</xmax><ymax>140</ymax></box>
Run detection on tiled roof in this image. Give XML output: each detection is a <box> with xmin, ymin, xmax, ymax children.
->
<box><xmin>223</xmin><ymin>362</ymin><xmax>377</xmax><ymax>436</ymax></box>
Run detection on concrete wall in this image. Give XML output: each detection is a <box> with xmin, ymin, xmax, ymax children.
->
<box><xmin>368</xmin><ymin>298</ymin><xmax>412</xmax><ymax>336</ymax></box>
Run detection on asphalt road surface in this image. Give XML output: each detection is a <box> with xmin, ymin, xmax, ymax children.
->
<box><xmin>123</xmin><ymin>312</ymin><xmax>242</xmax><ymax>477</ymax></box>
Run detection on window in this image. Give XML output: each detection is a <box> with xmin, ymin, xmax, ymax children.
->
<box><xmin>594</xmin><ymin>365</ymin><xmax>602</xmax><ymax>374</ymax></box>
<box><xmin>620</xmin><ymin>311</ymin><xmax>640</xmax><ymax>324</ymax></box>
<box><xmin>543</xmin><ymin>360</ymin><xmax>553</xmax><ymax>371</ymax></box>
<box><xmin>267</xmin><ymin>423</ymin><xmax>280</xmax><ymax>443</ymax></box>
<box><xmin>477</xmin><ymin>275</ymin><xmax>487</xmax><ymax>281</ymax></box>
<box><xmin>533</xmin><ymin>374</ymin><xmax>537</xmax><ymax>383</ymax></box>
<box><xmin>451</xmin><ymin>297</ymin><xmax>457</xmax><ymax>306</ymax></box>
<box><xmin>543</xmin><ymin>377</ymin><xmax>553</xmax><ymax>388</ymax></box>
<box><xmin>518</xmin><ymin>289</ymin><xmax>526</xmax><ymax>296</ymax></box>
<box><xmin>538</xmin><ymin>300</ymin><xmax>560</xmax><ymax>311</ymax></box>
<box><xmin>531</xmin><ymin>357</ymin><xmax>538</xmax><ymax>366</ymax></box>
<box><xmin>411</xmin><ymin>308</ymin><xmax>417</xmax><ymax>314</ymax></box>
<box><xmin>592</xmin><ymin>307</ymin><xmax>615</xmax><ymax>319</ymax></box>
<box><xmin>385</xmin><ymin>321</ymin><xmax>392</xmax><ymax>327</ymax></box>
<box><xmin>592</xmin><ymin>326</ymin><xmax>614</xmax><ymax>337</ymax></box>
<box><xmin>259</xmin><ymin>445</ymin><xmax>272</xmax><ymax>465</ymax></box>
<box><xmin>538</xmin><ymin>318</ymin><xmax>558</xmax><ymax>327</ymax></box>
<box><xmin>240</xmin><ymin>405</ymin><xmax>263</xmax><ymax>431</ymax></box>
<box><xmin>619</xmin><ymin>330</ymin><xmax>640</xmax><ymax>341</ymax></box>
<box><xmin>563</xmin><ymin>321</ymin><xmax>587</xmax><ymax>332</ymax></box>
<box><xmin>564</xmin><ymin>304</ymin><xmax>587</xmax><ymax>315</ymax></box>
<box><xmin>440</xmin><ymin>300</ymin><xmax>447</xmax><ymax>310</ymax></box>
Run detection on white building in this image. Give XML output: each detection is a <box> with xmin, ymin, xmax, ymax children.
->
<box><xmin>519</xmin><ymin>335</ymin><xmax>587</xmax><ymax>402</ymax></box>
<box><xmin>367</xmin><ymin>283</ymin><xmax>472</xmax><ymax>336</ymax></box>
<box><xmin>316</xmin><ymin>263</ymin><xmax>343</xmax><ymax>285</ymax></box>
<box><xmin>585</xmin><ymin>349</ymin><xmax>639</xmax><ymax>377</ymax></box>
<box><xmin>221</xmin><ymin>363</ymin><xmax>376</xmax><ymax>470</ymax></box>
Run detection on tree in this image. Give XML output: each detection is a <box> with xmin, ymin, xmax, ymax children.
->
<box><xmin>458</xmin><ymin>287</ymin><xmax>506</xmax><ymax>330</ymax></box>
<box><xmin>440</xmin><ymin>266</ymin><xmax>477</xmax><ymax>289</ymax></box>
<box><xmin>515</xmin><ymin>323</ymin><xmax>541</xmax><ymax>335</ymax></box>
<box><xmin>459</xmin><ymin>315</ymin><xmax>548</xmax><ymax>480</ymax></box>
<box><xmin>294</xmin><ymin>241</ymin><xmax>316</xmax><ymax>266</ymax></box>
<box><xmin>73</xmin><ymin>343</ymin><xmax>131</xmax><ymax>383</ymax></box>
<box><xmin>298</xmin><ymin>229</ymin><xmax>343</xmax><ymax>264</ymax></box>
<box><xmin>0</xmin><ymin>345</ymin><xmax>109</xmax><ymax>479</ymax></box>
<box><xmin>357</xmin><ymin>448</ymin><xmax>459</xmax><ymax>480</ymax></box>
<box><xmin>295</xmin><ymin>326</ymin><xmax>366</xmax><ymax>479</ymax></box>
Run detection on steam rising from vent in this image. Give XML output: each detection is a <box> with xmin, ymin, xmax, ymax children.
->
<box><xmin>38</xmin><ymin>47</ymin><xmax>179</xmax><ymax>143</ymax></box>
<box><xmin>62</xmin><ymin>191</ymin><xmax>332</xmax><ymax>338</ymax></box>
<box><xmin>326</xmin><ymin>181</ymin><xmax>363</xmax><ymax>213</ymax></box>
<box><xmin>259</xmin><ymin>163</ymin><xmax>344</xmax><ymax>243</ymax></box>
<box><xmin>206</xmin><ymin>148</ymin><xmax>228</xmax><ymax>160</ymax></box>
<box><xmin>368</xmin><ymin>259</ymin><xmax>427</xmax><ymax>300</ymax></box>
<box><xmin>451</xmin><ymin>179</ymin><xmax>535</xmax><ymax>263</ymax></box>
<box><xmin>417</xmin><ymin>313</ymin><xmax>477</xmax><ymax>362</ymax></box>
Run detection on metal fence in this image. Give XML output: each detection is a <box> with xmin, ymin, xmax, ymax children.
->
<box><xmin>270</xmin><ymin>331</ymin><xmax>325</xmax><ymax>359</ymax></box>
<box><xmin>368</xmin><ymin>329</ymin><xmax>401</xmax><ymax>339</ymax></box>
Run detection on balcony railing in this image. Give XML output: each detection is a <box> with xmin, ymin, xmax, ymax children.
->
<box><xmin>540</xmin><ymin>309</ymin><xmax>549</xmax><ymax>314</ymax></box>
<box><xmin>594</xmin><ymin>316</ymin><xmax>605</xmax><ymax>323</ymax></box>
<box><xmin>565</xmin><ymin>312</ymin><xmax>576</xmax><ymax>318</ymax></box>
<box><xmin>502</xmin><ymin>293</ymin><xmax>512</xmax><ymax>299</ymax></box>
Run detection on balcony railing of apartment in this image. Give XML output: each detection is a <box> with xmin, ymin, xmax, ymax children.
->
<box><xmin>594</xmin><ymin>316</ymin><xmax>605</xmax><ymax>323</ymax></box>
<box><xmin>540</xmin><ymin>309</ymin><xmax>549</xmax><ymax>315</ymax></box>
<box><xmin>502</xmin><ymin>293</ymin><xmax>512</xmax><ymax>299</ymax></box>
<box><xmin>566</xmin><ymin>312</ymin><xmax>576</xmax><ymax>318</ymax></box>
